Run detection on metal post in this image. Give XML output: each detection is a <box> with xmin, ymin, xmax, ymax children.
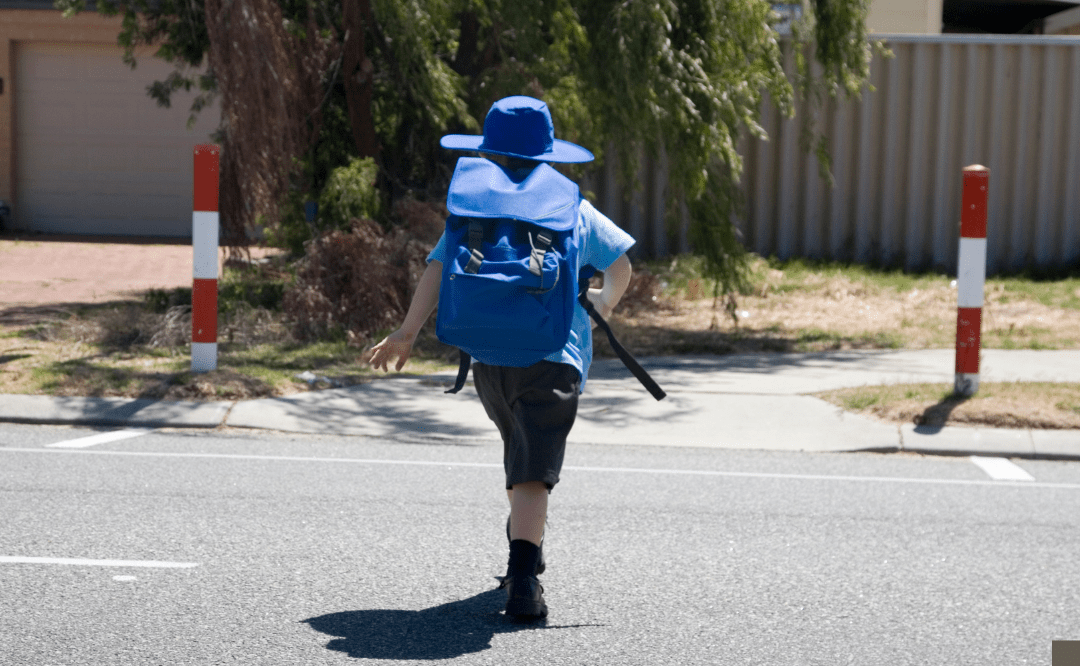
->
<box><xmin>191</xmin><ymin>144</ymin><xmax>220</xmax><ymax>373</ymax></box>
<box><xmin>954</xmin><ymin>165</ymin><xmax>988</xmax><ymax>396</ymax></box>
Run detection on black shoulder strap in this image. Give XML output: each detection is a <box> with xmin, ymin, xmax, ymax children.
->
<box><xmin>444</xmin><ymin>275</ymin><xmax>667</xmax><ymax>401</ymax></box>
<box><xmin>578</xmin><ymin>275</ymin><xmax>666</xmax><ymax>401</ymax></box>
<box><xmin>445</xmin><ymin>349</ymin><xmax>471</xmax><ymax>394</ymax></box>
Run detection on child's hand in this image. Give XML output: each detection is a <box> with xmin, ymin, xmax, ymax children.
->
<box><xmin>366</xmin><ymin>329</ymin><xmax>415</xmax><ymax>372</ymax></box>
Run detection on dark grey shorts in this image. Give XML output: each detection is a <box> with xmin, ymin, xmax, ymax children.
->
<box><xmin>471</xmin><ymin>360</ymin><xmax>581</xmax><ymax>490</ymax></box>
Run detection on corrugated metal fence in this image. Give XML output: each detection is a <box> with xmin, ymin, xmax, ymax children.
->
<box><xmin>592</xmin><ymin>35</ymin><xmax>1080</xmax><ymax>274</ymax></box>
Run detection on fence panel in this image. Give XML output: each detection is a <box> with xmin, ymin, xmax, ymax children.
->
<box><xmin>598</xmin><ymin>36</ymin><xmax>1080</xmax><ymax>274</ymax></box>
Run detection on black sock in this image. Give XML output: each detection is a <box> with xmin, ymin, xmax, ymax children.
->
<box><xmin>508</xmin><ymin>539</ymin><xmax>541</xmax><ymax>578</ymax></box>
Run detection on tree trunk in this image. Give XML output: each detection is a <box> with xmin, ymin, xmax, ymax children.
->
<box><xmin>202</xmin><ymin>0</ymin><xmax>335</xmax><ymax>250</ymax></box>
<box><xmin>342</xmin><ymin>0</ymin><xmax>380</xmax><ymax>159</ymax></box>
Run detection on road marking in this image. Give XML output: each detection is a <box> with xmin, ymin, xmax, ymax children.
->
<box><xmin>46</xmin><ymin>428</ymin><xmax>156</xmax><ymax>449</ymax></box>
<box><xmin>3</xmin><ymin>446</ymin><xmax>1079</xmax><ymax>490</ymax></box>
<box><xmin>0</xmin><ymin>556</ymin><xmax>198</xmax><ymax>568</ymax></box>
<box><xmin>970</xmin><ymin>456</ymin><xmax>1035</xmax><ymax>481</ymax></box>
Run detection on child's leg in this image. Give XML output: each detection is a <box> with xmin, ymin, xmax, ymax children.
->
<box><xmin>507</xmin><ymin>481</ymin><xmax>547</xmax><ymax>546</ymax></box>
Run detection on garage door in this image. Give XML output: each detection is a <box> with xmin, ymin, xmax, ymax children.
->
<box><xmin>15</xmin><ymin>42</ymin><xmax>220</xmax><ymax>237</ymax></box>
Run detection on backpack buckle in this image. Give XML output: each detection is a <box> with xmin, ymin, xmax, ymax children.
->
<box><xmin>528</xmin><ymin>230</ymin><xmax>553</xmax><ymax>277</ymax></box>
<box><xmin>465</xmin><ymin>221</ymin><xmax>485</xmax><ymax>274</ymax></box>
<box><xmin>526</xmin><ymin>229</ymin><xmax>558</xmax><ymax>295</ymax></box>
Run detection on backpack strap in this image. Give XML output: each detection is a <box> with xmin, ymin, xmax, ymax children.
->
<box><xmin>528</xmin><ymin>230</ymin><xmax>553</xmax><ymax>277</ymax></box>
<box><xmin>464</xmin><ymin>221</ymin><xmax>485</xmax><ymax>274</ymax></box>
<box><xmin>524</xmin><ymin>230</ymin><xmax>559</xmax><ymax>295</ymax></box>
<box><xmin>445</xmin><ymin>349</ymin><xmax>471</xmax><ymax>394</ymax></box>
<box><xmin>578</xmin><ymin>273</ymin><xmax>667</xmax><ymax>401</ymax></box>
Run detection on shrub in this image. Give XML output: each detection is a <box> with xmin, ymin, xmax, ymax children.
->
<box><xmin>282</xmin><ymin>198</ymin><xmax>445</xmax><ymax>345</ymax></box>
<box><xmin>266</xmin><ymin>157</ymin><xmax>382</xmax><ymax>257</ymax></box>
<box><xmin>317</xmin><ymin>157</ymin><xmax>381</xmax><ymax>233</ymax></box>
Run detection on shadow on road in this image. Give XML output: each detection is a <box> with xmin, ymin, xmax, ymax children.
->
<box><xmin>304</xmin><ymin>586</ymin><xmax>602</xmax><ymax>660</ymax></box>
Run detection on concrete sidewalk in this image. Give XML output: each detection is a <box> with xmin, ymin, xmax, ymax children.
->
<box><xmin>0</xmin><ymin>349</ymin><xmax>1077</xmax><ymax>459</ymax></box>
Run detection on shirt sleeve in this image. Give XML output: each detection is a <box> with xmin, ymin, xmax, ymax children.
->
<box><xmin>579</xmin><ymin>199</ymin><xmax>635</xmax><ymax>271</ymax></box>
<box><xmin>426</xmin><ymin>230</ymin><xmax>449</xmax><ymax>264</ymax></box>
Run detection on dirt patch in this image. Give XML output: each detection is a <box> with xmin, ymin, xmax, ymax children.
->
<box><xmin>159</xmin><ymin>370</ymin><xmax>277</xmax><ymax>401</ymax></box>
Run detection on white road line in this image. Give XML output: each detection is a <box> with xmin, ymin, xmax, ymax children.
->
<box><xmin>3</xmin><ymin>446</ymin><xmax>1078</xmax><ymax>490</ymax></box>
<box><xmin>46</xmin><ymin>428</ymin><xmax>156</xmax><ymax>449</ymax></box>
<box><xmin>970</xmin><ymin>456</ymin><xmax>1036</xmax><ymax>481</ymax></box>
<box><xmin>0</xmin><ymin>556</ymin><xmax>198</xmax><ymax>568</ymax></box>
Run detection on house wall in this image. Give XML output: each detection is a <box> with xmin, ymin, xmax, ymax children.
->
<box><xmin>1044</xmin><ymin>5</ymin><xmax>1080</xmax><ymax>34</ymax></box>
<box><xmin>0</xmin><ymin>9</ymin><xmax>121</xmax><ymax>206</ymax></box>
<box><xmin>867</xmin><ymin>0</ymin><xmax>944</xmax><ymax>34</ymax></box>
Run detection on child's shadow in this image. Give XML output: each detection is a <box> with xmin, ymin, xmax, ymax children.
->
<box><xmin>304</xmin><ymin>586</ymin><xmax>595</xmax><ymax>660</ymax></box>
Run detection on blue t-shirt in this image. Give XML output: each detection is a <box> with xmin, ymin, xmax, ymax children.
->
<box><xmin>427</xmin><ymin>198</ymin><xmax>634</xmax><ymax>390</ymax></box>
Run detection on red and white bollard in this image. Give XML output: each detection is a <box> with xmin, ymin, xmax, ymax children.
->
<box><xmin>954</xmin><ymin>165</ymin><xmax>988</xmax><ymax>397</ymax></box>
<box><xmin>191</xmin><ymin>145</ymin><xmax>220</xmax><ymax>373</ymax></box>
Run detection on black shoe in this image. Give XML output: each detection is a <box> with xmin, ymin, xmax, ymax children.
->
<box><xmin>506</xmin><ymin>515</ymin><xmax>545</xmax><ymax>576</ymax></box>
<box><xmin>503</xmin><ymin>574</ymin><xmax>547</xmax><ymax>619</ymax></box>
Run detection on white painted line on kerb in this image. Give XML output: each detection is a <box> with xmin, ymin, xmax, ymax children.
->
<box><xmin>46</xmin><ymin>428</ymin><xmax>156</xmax><ymax>449</ymax></box>
<box><xmin>970</xmin><ymin>456</ymin><xmax>1035</xmax><ymax>481</ymax></box>
<box><xmin>0</xmin><ymin>556</ymin><xmax>198</xmax><ymax>569</ymax></box>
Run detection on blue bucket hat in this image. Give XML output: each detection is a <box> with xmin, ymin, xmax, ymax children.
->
<box><xmin>440</xmin><ymin>96</ymin><xmax>594</xmax><ymax>164</ymax></box>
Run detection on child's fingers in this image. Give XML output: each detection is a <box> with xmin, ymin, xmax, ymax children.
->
<box><xmin>365</xmin><ymin>343</ymin><xmax>383</xmax><ymax>367</ymax></box>
<box><xmin>367</xmin><ymin>338</ymin><xmax>410</xmax><ymax>373</ymax></box>
<box><xmin>368</xmin><ymin>342</ymin><xmax>393</xmax><ymax>371</ymax></box>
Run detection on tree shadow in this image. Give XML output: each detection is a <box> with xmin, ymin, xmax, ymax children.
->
<box><xmin>912</xmin><ymin>392</ymin><xmax>971</xmax><ymax>434</ymax></box>
<box><xmin>303</xmin><ymin>586</ymin><xmax>603</xmax><ymax>661</ymax></box>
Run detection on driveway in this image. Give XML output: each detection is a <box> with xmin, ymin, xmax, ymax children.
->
<box><xmin>0</xmin><ymin>235</ymin><xmax>279</xmax><ymax>307</ymax></box>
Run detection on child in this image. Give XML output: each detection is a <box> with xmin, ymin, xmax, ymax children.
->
<box><xmin>366</xmin><ymin>96</ymin><xmax>634</xmax><ymax>620</ymax></box>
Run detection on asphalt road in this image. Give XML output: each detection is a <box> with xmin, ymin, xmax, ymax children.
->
<box><xmin>1</xmin><ymin>423</ymin><xmax>1078</xmax><ymax>665</ymax></box>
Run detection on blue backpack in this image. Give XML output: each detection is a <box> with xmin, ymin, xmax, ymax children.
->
<box><xmin>437</xmin><ymin>157</ymin><xmax>666</xmax><ymax>400</ymax></box>
<box><xmin>437</xmin><ymin>157</ymin><xmax>579</xmax><ymax>365</ymax></box>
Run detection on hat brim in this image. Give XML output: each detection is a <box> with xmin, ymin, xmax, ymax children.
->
<box><xmin>440</xmin><ymin>134</ymin><xmax>594</xmax><ymax>164</ymax></box>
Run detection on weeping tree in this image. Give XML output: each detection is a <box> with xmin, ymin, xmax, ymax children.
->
<box><xmin>56</xmin><ymin>0</ymin><xmax>876</xmax><ymax>296</ymax></box>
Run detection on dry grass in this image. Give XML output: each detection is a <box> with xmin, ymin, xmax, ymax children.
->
<box><xmin>597</xmin><ymin>257</ymin><xmax>1080</xmax><ymax>356</ymax></box>
<box><xmin>0</xmin><ymin>301</ymin><xmax>453</xmax><ymax>401</ymax></box>
<box><xmin>816</xmin><ymin>382</ymin><xmax>1080</xmax><ymax>430</ymax></box>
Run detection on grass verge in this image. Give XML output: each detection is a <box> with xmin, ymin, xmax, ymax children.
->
<box><xmin>601</xmin><ymin>256</ymin><xmax>1080</xmax><ymax>355</ymax></box>
<box><xmin>815</xmin><ymin>382</ymin><xmax>1080</xmax><ymax>429</ymax></box>
<box><xmin>1</xmin><ymin>254</ymin><xmax>1078</xmax><ymax>427</ymax></box>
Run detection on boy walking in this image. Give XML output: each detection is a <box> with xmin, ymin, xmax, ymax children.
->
<box><xmin>366</xmin><ymin>96</ymin><xmax>635</xmax><ymax>620</ymax></box>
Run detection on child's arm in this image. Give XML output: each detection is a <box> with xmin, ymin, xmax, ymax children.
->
<box><xmin>366</xmin><ymin>259</ymin><xmax>443</xmax><ymax>371</ymax></box>
<box><xmin>586</xmin><ymin>254</ymin><xmax>631</xmax><ymax>320</ymax></box>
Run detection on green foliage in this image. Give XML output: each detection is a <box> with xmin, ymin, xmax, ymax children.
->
<box><xmin>59</xmin><ymin>0</ymin><xmax>878</xmax><ymax>304</ymax></box>
<box><xmin>143</xmin><ymin>266</ymin><xmax>288</xmax><ymax>315</ymax></box>
<box><xmin>143</xmin><ymin>287</ymin><xmax>192</xmax><ymax>313</ymax></box>
<box><xmin>266</xmin><ymin>157</ymin><xmax>381</xmax><ymax>255</ymax></box>
<box><xmin>218</xmin><ymin>266</ymin><xmax>289</xmax><ymax>314</ymax></box>
<box><xmin>303</xmin><ymin>80</ymin><xmax>359</xmax><ymax>196</ymax></box>
<box><xmin>264</xmin><ymin>202</ymin><xmax>313</xmax><ymax>258</ymax></box>
<box><xmin>317</xmin><ymin>157</ymin><xmax>382</xmax><ymax>230</ymax></box>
